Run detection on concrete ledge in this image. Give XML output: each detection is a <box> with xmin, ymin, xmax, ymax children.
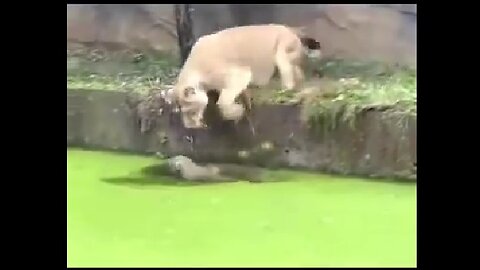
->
<box><xmin>67</xmin><ymin>89</ymin><xmax>416</xmax><ymax>181</ymax></box>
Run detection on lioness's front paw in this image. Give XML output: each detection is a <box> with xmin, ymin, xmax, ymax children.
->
<box><xmin>183</xmin><ymin>121</ymin><xmax>206</xmax><ymax>129</ymax></box>
<box><xmin>220</xmin><ymin>103</ymin><xmax>245</xmax><ymax>121</ymax></box>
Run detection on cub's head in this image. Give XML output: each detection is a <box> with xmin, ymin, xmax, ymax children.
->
<box><xmin>168</xmin><ymin>155</ymin><xmax>193</xmax><ymax>171</ymax></box>
<box><xmin>173</xmin><ymin>83</ymin><xmax>209</xmax><ymax>129</ymax></box>
<box><xmin>167</xmin><ymin>155</ymin><xmax>194</xmax><ymax>178</ymax></box>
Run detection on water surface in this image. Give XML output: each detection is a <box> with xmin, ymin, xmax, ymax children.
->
<box><xmin>67</xmin><ymin>149</ymin><xmax>416</xmax><ymax>267</ymax></box>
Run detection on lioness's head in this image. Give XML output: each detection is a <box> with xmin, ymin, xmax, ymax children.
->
<box><xmin>167</xmin><ymin>155</ymin><xmax>195</xmax><ymax>178</ymax></box>
<box><xmin>173</xmin><ymin>83</ymin><xmax>209</xmax><ymax>129</ymax></box>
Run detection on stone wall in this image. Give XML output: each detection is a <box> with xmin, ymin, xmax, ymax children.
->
<box><xmin>67</xmin><ymin>4</ymin><xmax>416</xmax><ymax>66</ymax></box>
<box><xmin>67</xmin><ymin>89</ymin><xmax>417</xmax><ymax>181</ymax></box>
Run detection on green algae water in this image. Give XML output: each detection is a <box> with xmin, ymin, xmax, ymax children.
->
<box><xmin>67</xmin><ymin>149</ymin><xmax>416</xmax><ymax>267</ymax></box>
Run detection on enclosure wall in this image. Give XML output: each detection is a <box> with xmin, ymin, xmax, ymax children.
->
<box><xmin>67</xmin><ymin>4</ymin><xmax>416</xmax><ymax>66</ymax></box>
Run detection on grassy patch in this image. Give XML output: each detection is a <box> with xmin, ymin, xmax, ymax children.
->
<box><xmin>67</xmin><ymin>44</ymin><xmax>416</xmax><ymax>129</ymax></box>
<box><xmin>245</xmin><ymin>58</ymin><xmax>416</xmax><ymax>130</ymax></box>
<box><xmin>67</xmin><ymin>42</ymin><xmax>179</xmax><ymax>94</ymax></box>
<box><xmin>299</xmin><ymin>58</ymin><xmax>416</xmax><ymax>130</ymax></box>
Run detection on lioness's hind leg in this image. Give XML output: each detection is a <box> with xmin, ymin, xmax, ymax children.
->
<box><xmin>238</xmin><ymin>89</ymin><xmax>253</xmax><ymax>113</ymax></box>
<box><xmin>275</xmin><ymin>50</ymin><xmax>296</xmax><ymax>90</ymax></box>
<box><xmin>237</xmin><ymin>89</ymin><xmax>256</xmax><ymax>136</ymax></box>
<box><xmin>293</xmin><ymin>64</ymin><xmax>305</xmax><ymax>88</ymax></box>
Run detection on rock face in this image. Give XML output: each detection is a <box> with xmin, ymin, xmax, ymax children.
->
<box><xmin>304</xmin><ymin>5</ymin><xmax>416</xmax><ymax>66</ymax></box>
<box><xmin>67</xmin><ymin>4</ymin><xmax>416</xmax><ymax>66</ymax></box>
<box><xmin>67</xmin><ymin>4</ymin><xmax>178</xmax><ymax>52</ymax></box>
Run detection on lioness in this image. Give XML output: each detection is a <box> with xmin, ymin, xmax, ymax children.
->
<box><xmin>173</xmin><ymin>24</ymin><xmax>319</xmax><ymax>129</ymax></box>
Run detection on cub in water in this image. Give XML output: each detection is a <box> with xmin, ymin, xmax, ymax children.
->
<box><xmin>167</xmin><ymin>155</ymin><xmax>264</xmax><ymax>183</ymax></box>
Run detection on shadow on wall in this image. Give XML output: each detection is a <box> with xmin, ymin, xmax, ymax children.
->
<box><xmin>67</xmin><ymin>4</ymin><xmax>416</xmax><ymax>66</ymax></box>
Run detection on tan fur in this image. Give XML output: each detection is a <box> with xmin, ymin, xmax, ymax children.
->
<box><xmin>167</xmin><ymin>155</ymin><xmax>233</xmax><ymax>182</ymax></box>
<box><xmin>167</xmin><ymin>155</ymin><xmax>264</xmax><ymax>182</ymax></box>
<box><xmin>173</xmin><ymin>24</ymin><xmax>309</xmax><ymax>129</ymax></box>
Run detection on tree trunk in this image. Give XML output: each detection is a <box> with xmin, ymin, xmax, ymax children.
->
<box><xmin>174</xmin><ymin>4</ymin><xmax>194</xmax><ymax>65</ymax></box>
